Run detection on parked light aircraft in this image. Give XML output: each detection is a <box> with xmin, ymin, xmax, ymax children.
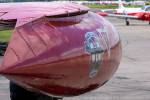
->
<box><xmin>102</xmin><ymin>0</ymin><xmax>142</xmax><ymax>14</ymax></box>
<box><xmin>0</xmin><ymin>2</ymin><xmax>122</xmax><ymax>98</ymax></box>
<box><xmin>99</xmin><ymin>7</ymin><xmax>150</xmax><ymax>25</ymax></box>
<box><xmin>99</xmin><ymin>0</ymin><xmax>150</xmax><ymax>25</ymax></box>
<box><xmin>115</xmin><ymin>0</ymin><xmax>141</xmax><ymax>14</ymax></box>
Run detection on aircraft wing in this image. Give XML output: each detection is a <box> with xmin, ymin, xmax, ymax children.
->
<box><xmin>0</xmin><ymin>2</ymin><xmax>89</xmax><ymax>28</ymax></box>
<box><xmin>101</xmin><ymin>9</ymin><xmax>116</xmax><ymax>14</ymax></box>
<box><xmin>105</xmin><ymin>14</ymin><xmax>138</xmax><ymax>19</ymax></box>
<box><xmin>98</xmin><ymin>12</ymin><xmax>139</xmax><ymax>20</ymax></box>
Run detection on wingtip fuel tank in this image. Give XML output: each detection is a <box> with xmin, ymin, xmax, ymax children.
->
<box><xmin>0</xmin><ymin>2</ymin><xmax>122</xmax><ymax>97</ymax></box>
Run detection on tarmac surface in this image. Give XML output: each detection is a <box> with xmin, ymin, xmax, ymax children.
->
<box><xmin>0</xmin><ymin>17</ymin><xmax>150</xmax><ymax>100</ymax></box>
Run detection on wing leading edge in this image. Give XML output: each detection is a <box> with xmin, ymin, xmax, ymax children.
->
<box><xmin>98</xmin><ymin>12</ymin><xmax>139</xmax><ymax>20</ymax></box>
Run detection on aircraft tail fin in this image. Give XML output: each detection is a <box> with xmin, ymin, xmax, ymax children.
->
<box><xmin>118</xmin><ymin>0</ymin><xmax>125</xmax><ymax>9</ymax></box>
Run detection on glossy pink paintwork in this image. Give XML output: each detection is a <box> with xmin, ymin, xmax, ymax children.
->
<box><xmin>0</xmin><ymin>2</ymin><xmax>121</xmax><ymax>97</ymax></box>
<box><xmin>0</xmin><ymin>2</ymin><xmax>89</xmax><ymax>27</ymax></box>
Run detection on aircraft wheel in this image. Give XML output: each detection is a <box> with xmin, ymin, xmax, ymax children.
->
<box><xmin>126</xmin><ymin>21</ymin><xmax>130</xmax><ymax>26</ymax></box>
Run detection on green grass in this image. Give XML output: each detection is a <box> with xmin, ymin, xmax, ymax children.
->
<box><xmin>87</xmin><ymin>4</ymin><xmax>142</xmax><ymax>9</ymax></box>
<box><xmin>88</xmin><ymin>4</ymin><xmax>118</xmax><ymax>9</ymax></box>
<box><xmin>0</xmin><ymin>30</ymin><xmax>12</xmax><ymax>42</ymax></box>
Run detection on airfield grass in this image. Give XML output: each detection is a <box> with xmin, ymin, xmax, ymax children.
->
<box><xmin>0</xmin><ymin>30</ymin><xmax>12</xmax><ymax>43</ymax></box>
<box><xmin>87</xmin><ymin>4</ymin><xmax>142</xmax><ymax>9</ymax></box>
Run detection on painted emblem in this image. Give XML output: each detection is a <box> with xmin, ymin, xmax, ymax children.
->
<box><xmin>84</xmin><ymin>31</ymin><xmax>104</xmax><ymax>78</ymax></box>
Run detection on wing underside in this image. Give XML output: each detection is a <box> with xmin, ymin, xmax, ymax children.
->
<box><xmin>106</xmin><ymin>14</ymin><xmax>139</xmax><ymax>19</ymax></box>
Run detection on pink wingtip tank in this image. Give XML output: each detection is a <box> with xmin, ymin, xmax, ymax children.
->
<box><xmin>0</xmin><ymin>2</ymin><xmax>122</xmax><ymax>97</ymax></box>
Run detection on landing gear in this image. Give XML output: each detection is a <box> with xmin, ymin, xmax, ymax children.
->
<box><xmin>149</xmin><ymin>22</ymin><xmax>150</xmax><ymax>25</ymax></box>
<box><xmin>125</xmin><ymin>18</ymin><xmax>130</xmax><ymax>26</ymax></box>
<box><xmin>126</xmin><ymin>20</ymin><xmax>130</xmax><ymax>26</ymax></box>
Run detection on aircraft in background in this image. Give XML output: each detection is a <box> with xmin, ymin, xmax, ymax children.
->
<box><xmin>114</xmin><ymin>0</ymin><xmax>141</xmax><ymax>14</ymax></box>
<box><xmin>99</xmin><ymin>0</ymin><xmax>150</xmax><ymax>26</ymax></box>
<box><xmin>102</xmin><ymin>0</ymin><xmax>142</xmax><ymax>14</ymax></box>
<box><xmin>98</xmin><ymin>7</ymin><xmax>150</xmax><ymax>26</ymax></box>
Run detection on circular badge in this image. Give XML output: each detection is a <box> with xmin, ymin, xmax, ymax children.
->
<box><xmin>84</xmin><ymin>31</ymin><xmax>104</xmax><ymax>78</ymax></box>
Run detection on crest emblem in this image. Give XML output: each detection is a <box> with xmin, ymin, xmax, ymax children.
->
<box><xmin>84</xmin><ymin>31</ymin><xmax>104</xmax><ymax>78</ymax></box>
